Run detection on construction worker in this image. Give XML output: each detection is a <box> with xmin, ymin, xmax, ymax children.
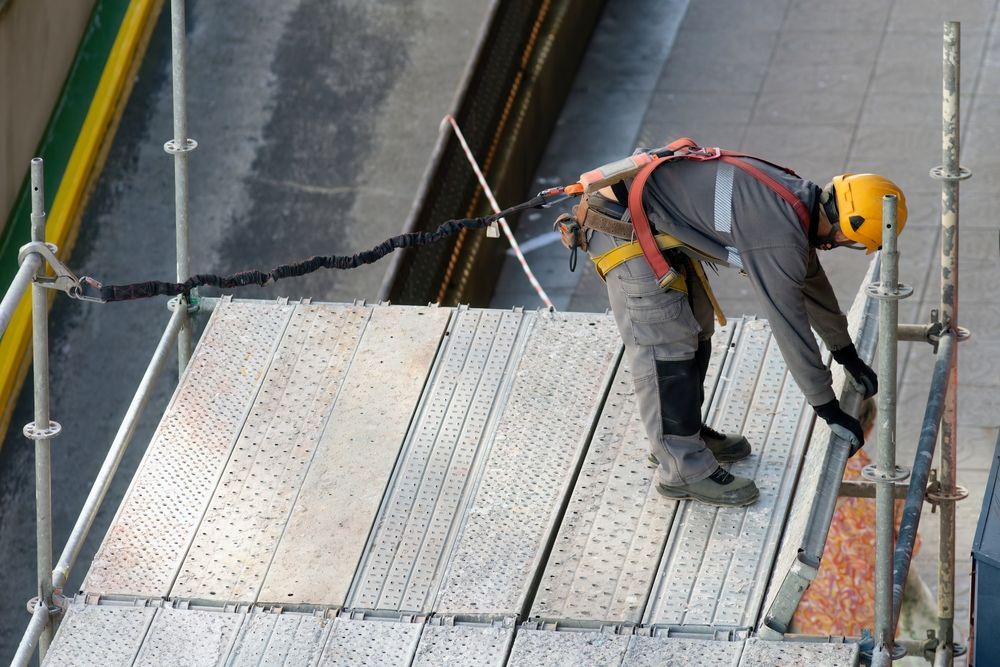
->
<box><xmin>569</xmin><ymin>142</ymin><xmax>904</xmax><ymax>507</ymax></box>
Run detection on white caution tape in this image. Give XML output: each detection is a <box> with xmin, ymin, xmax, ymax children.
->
<box><xmin>443</xmin><ymin>114</ymin><xmax>555</xmax><ymax>310</ymax></box>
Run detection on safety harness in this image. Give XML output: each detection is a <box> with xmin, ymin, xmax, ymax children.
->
<box><xmin>561</xmin><ymin>138</ymin><xmax>812</xmax><ymax>326</ymax></box>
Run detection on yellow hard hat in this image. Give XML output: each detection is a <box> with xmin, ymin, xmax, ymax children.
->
<box><xmin>831</xmin><ymin>173</ymin><xmax>907</xmax><ymax>253</ymax></box>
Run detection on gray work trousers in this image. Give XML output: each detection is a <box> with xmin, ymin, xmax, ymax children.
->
<box><xmin>604</xmin><ymin>252</ymin><xmax>719</xmax><ymax>485</ymax></box>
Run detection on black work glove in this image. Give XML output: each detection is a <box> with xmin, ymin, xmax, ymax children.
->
<box><xmin>814</xmin><ymin>398</ymin><xmax>865</xmax><ymax>455</ymax></box>
<box><xmin>832</xmin><ymin>343</ymin><xmax>878</xmax><ymax>399</ymax></box>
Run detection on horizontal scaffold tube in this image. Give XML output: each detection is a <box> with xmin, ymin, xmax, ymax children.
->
<box><xmin>0</xmin><ymin>255</ymin><xmax>42</xmax><ymax>340</ymax></box>
<box><xmin>897</xmin><ymin>323</ymin><xmax>935</xmax><ymax>342</ymax></box>
<box><xmin>11</xmin><ymin>601</ymin><xmax>49</xmax><ymax>667</ymax></box>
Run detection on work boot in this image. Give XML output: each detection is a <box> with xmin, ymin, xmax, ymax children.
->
<box><xmin>699</xmin><ymin>424</ymin><xmax>751</xmax><ymax>462</ymax></box>
<box><xmin>648</xmin><ymin>424</ymin><xmax>751</xmax><ymax>465</ymax></box>
<box><xmin>656</xmin><ymin>466</ymin><xmax>760</xmax><ymax>507</ymax></box>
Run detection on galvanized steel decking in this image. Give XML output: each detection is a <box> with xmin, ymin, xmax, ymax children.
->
<box><xmin>51</xmin><ymin>299</ymin><xmax>859</xmax><ymax>665</ymax></box>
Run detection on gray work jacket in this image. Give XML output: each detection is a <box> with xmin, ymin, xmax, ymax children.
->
<box><xmin>642</xmin><ymin>157</ymin><xmax>853</xmax><ymax>406</ymax></box>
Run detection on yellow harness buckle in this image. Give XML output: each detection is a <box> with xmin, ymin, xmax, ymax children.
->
<box><xmin>592</xmin><ymin>234</ymin><xmax>727</xmax><ymax>325</ymax></box>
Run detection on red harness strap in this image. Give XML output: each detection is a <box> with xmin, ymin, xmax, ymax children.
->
<box><xmin>628</xmin><ymin>156</ymin><xmax>677</xmax><ymax>288</ymax></box>
<box><xmin>719</xmin><ymin>151</ymin><xmax>811</xmax><ymax>234</ymax></box>
<box><xmin>625</xmin><ymin>141</ymin><xmax>811</xmax><ymax>287</ymax></box>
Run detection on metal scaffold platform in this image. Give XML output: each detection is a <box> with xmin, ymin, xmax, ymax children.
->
<box><xmin>44</xmin><ymin>295</ymin><xmax>871</xmax><ymax>666</ymax></box>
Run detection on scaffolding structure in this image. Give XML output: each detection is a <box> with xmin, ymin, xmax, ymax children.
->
<box><xmin>10</xmin><ymin>13</ymin><xmax>971</xmax><ymax>666</ymax></box>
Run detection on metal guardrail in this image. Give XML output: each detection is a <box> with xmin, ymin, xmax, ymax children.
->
<box><xmin>12</xmin><ymin>1</ymin><xmax>194</xmax><ymax>661</ymax></box>
<box><xmin>759</xmin><ymin>255</ymin><xmax>881</xmax><ymax>641</ymax></box>
<box><xmin>0</xmin><ymin>257</ymin><xmax>42</xmax><ymax>335</ymax></box>
<box><xmin>7</xmin><ymin>159</ymin><xmax>185</xmax><ymax>667</ymax></box>
<box><xmin>761</xmin><ymin>22</ymin><xmax>969</xmax><ymax>666</ymax></box>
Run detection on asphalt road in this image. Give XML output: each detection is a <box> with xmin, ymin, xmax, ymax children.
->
<box><xmin>0</xmin><ymin>0</ymin><xmax>489</xmax><ymax>658</ymax></box>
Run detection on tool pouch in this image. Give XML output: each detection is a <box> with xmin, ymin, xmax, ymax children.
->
<box><xmin>554</xmin><ymin>213</ymin><xmax>588</xmax><ymax>252</ymax></box>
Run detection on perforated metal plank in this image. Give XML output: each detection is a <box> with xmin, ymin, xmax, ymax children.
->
<box><xmin>738</xmin><ymin>638</ymin><xmax>858</xmax><ymax>667</ymax></box>
<box><xmin>653</xmin><ymin>325</ymin><xmax>813</xmax><ymax>628</ymax></box>
<box><xmin>711</xmin><ymin>341</ymin><xmax>813</xmax><ymax>627</ymax></box>
<box><xmin>43</xmin><ymin>604</ymin><xmax>155</xmax><ymax>666</ymax></box>
<box><xmin>84</xmin><ymin>301</ymin><xmax>294</xmax><ymax>597</ymax></box>
<box><xmin>226</xmin><ymin>610</ymin><xmax>279</xmax><ymax>666</ymax></box>
<box><xmin>530</xmin><ymin>321</ymin><xmax>738</xmax><ymax>624</ymax></box>
<box><xmin>317</xmin><ymin>617</ymin><xmax>422</xmax><ymax>666</ymax></box>
<box><xmin>506</xmin><ymin>629</ymin><xmax>629</xmax><ymax>666</ymax></box>
<box><xmin>412</xmin><ymin>622</ymin><xmax>514</xmax><ymax>666</ymax></box>
<box><xmin>703</xmin><ymin>320</ymin><xmax>740</xmax><ymax>421</ymax></box>
<box><xmin>760</xmin><ymin>259</ymin><xmax>877</xmax><ymax>628</ymax></box>
<box><xmin>646</xmin><ymin>319</ymin><xmax>810</xmax><ymax>628</ymax></box>
<box><xmin>171</xmin><ymin>304</ymin><xmax>371</xmax><ymax>602</ymax></box>
<box><xmin>623</xmin><ymin>635</ymin><xmax>744</xmax><ymax>666</ymax></box>
<box><xmin>227</xmin><ymin>610</ymin><xmax>333</xmax><ymax>666</ymax></box>
<box><xmin>349</xmin><ymin>309</ymin><xmax>525</xmax><ymax>612</ymax></box>
<box><xmin>528</xmin><ymin>358</ymin><xmax>672</xmax><ymax>624</ymax></box>
<box><xmin>434</xmin><ymin>311</ymin><xmax>622</xmax><ymax>617</ymax></box>
<box><xmin>259</xmin><ymin>305</ymin><xmax>451</xmax><ymax>606</ymax></box>
<box><xmin>133</xmin><ymin>606</ymin><xmax>244</xmax><ymax>666</ymax></box>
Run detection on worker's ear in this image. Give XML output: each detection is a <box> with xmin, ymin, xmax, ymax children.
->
<box><xmin>820</xmin><ymin>182</ymin><xmax>835</xmax><ymax>204</ymax></box>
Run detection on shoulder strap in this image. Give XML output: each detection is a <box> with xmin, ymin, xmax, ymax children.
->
<box><xmin>718</xmin><ymin>153</ymin><xmax>811</xmax><ymax>234</ymax></box>
<box><xmin>627</xmin><ymin>156</ymin><xmax>679</xmax><ymax>288</ymax></box>
<box><xmin>718</xmin><ymin>149</ymin><xmax>801</xmax><ymax>178</ymax></box>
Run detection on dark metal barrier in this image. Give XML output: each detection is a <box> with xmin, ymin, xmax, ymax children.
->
<box><xmin>380</xmin><ymin>0</ymin><xmax>605</xmax><ymax>306</ymax></box>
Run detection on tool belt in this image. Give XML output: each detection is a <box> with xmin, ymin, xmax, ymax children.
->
<box><xmin>552</xmin><ymin>192</ymin><xmax>633</xmax><ymax>263</ymax></box>
<box><xmin>574</xmin><ymin>193</ymin><xmax>635</xmax><ymax>241</ymax></box>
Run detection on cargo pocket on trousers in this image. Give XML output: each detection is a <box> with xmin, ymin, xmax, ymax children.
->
<box><xmin>619</xmin><ymin>276</ymin><xmax>701</xmax><ymax>347</ymax></box>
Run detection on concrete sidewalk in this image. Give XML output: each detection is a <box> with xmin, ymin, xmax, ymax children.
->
<box><xmin>493</xmin><ymin>0</ymin><xmax>1000</xmax><ymax>658</ymax></box>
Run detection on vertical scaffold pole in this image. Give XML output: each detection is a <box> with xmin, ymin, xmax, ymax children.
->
<box><xmin>870</xmin><ymin>195</ymin><xmax>905</xmax><ymax>667</ymax></box>
<box><xmin>28</xmin><ymin>158</ymin><xmax>54</xmax><ymax>661</ymax></box>
<box><xmin>936</xmin><ymin>20</ymin><xmax>962</xmax><ymax>667</ymax></box>
<box><xmin>167</xmin><ymin>0</ymin><xmax>196</xmax><ymax>375</ymax></box>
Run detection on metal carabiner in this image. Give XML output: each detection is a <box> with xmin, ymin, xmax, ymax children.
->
<box><xmin>536</xmin><ymin>185</ymin><xmax>584</xmax><ymax>209</ymax></box>
<box><xmin>17</xmin><ymin>242</ymin><xmax>106</xmax><ymax>303</ymax></box>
